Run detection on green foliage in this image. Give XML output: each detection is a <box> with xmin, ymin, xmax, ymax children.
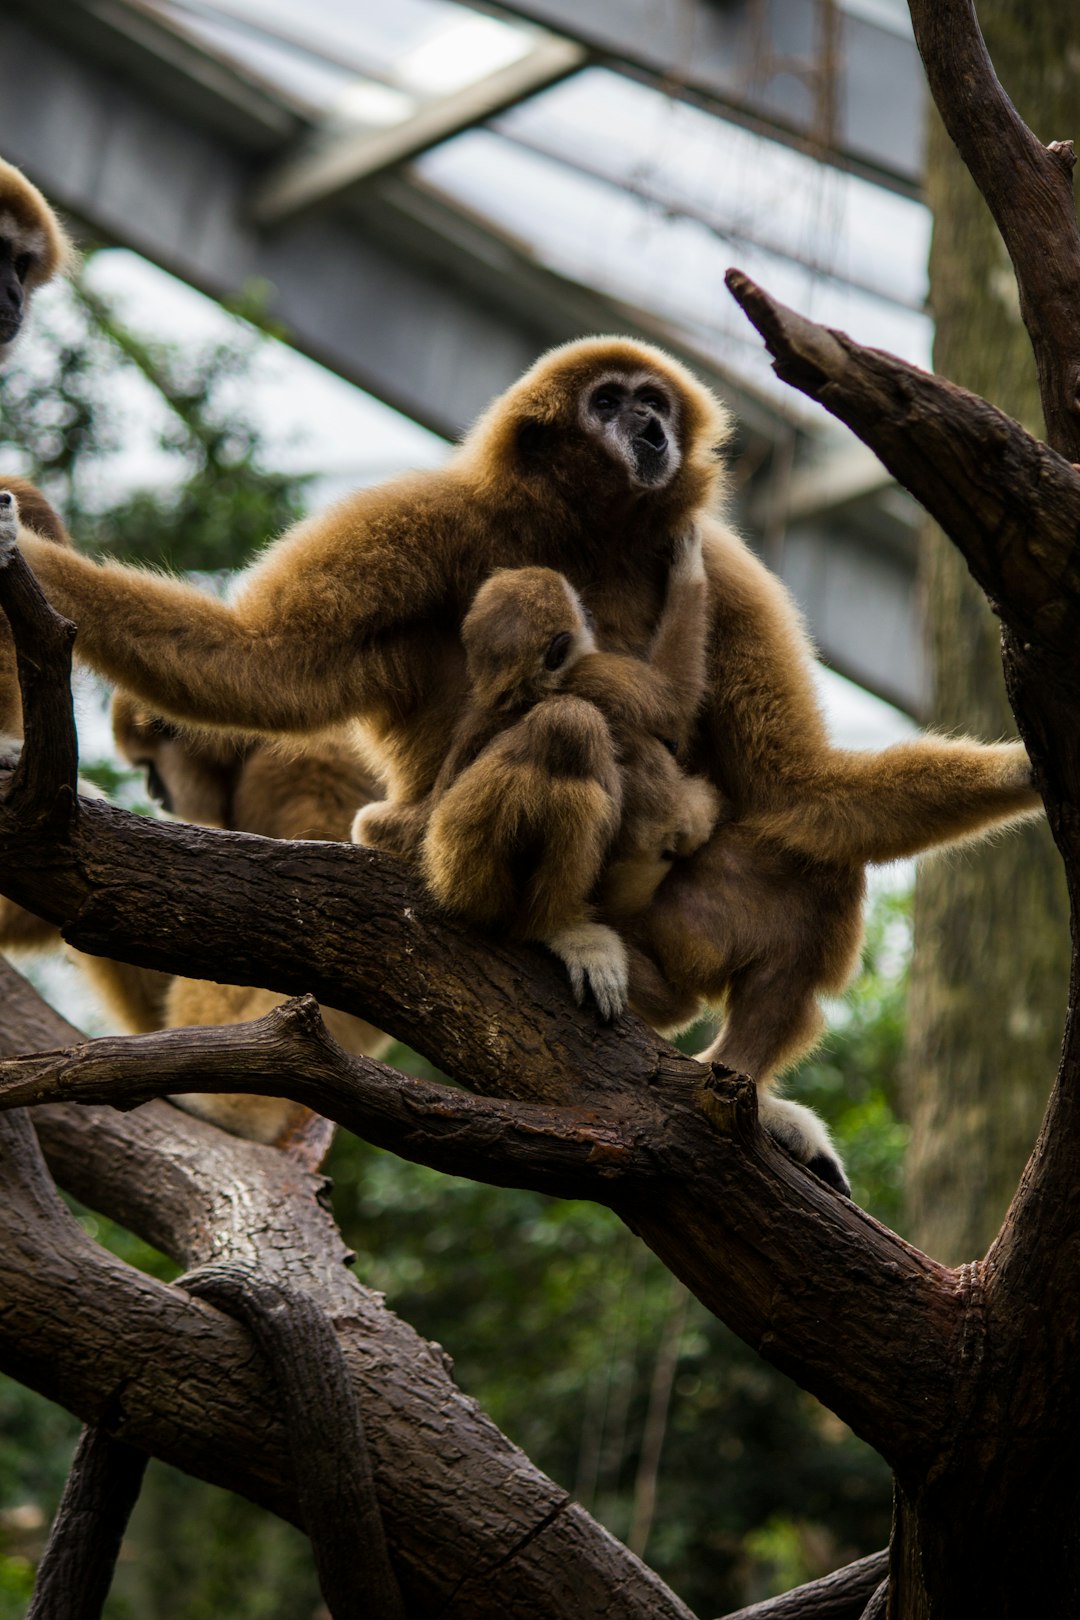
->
<box><xmin>0</xmin><ymin>264</ymin><xmax>311</xmax><ymax>571</ymax></box>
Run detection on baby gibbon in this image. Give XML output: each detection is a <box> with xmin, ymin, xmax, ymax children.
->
<box><xmin>353</xmin><ymin>529</ymin><xmax>720</xmax><ymax>1018</ymax></box>
<box><xmin>2</xmin><ymin>336</ymin><xmax>1042</xmax><ymax>1190</ymax></box>
<box><xmin>0</xmin><ymin>158</ymin><xmax>76</xmax><ymax>359</ymax></box>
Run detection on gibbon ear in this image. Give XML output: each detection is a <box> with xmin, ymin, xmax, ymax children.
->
<box><xmin>516</xmin><ymin>418</ymin><xmax>555</xmax><ymax>457</ymax></box>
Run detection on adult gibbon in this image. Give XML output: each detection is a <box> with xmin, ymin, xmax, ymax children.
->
<box><xmin>354</xmin><ymin>530</ymin><xmax>720</xmax><ymax>1019</ymax></box>
<box><xmin>0</xmin><ymin>338</ymin><xmax>1042</xmax><ymax>1190</ymax></box>
<box><xmin>0</xmin><ymin>157</ymin><xmax>76</xmax><ymax>359</ymax></box>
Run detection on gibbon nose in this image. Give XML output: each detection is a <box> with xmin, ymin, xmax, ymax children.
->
<box><xmin>636</xmin><ymin>415</ymin><xmax>668</xmax><ymax>453</ymax></box>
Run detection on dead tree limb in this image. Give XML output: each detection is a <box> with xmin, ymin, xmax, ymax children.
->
<box><xmin>715</xmin><ymin>1549</ymin><xmax>888</xmax><ymax>1620</ymax></box>
<box><xmin>907</xmin><ymin>0</ymin><xmax>1080</xmax><ymax>460</ymax></box>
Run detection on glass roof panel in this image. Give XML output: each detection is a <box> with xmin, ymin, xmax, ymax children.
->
<box><xmin>142</xmin><ymin>1</ymin><xmax>931</xmax><ymax>422</ymax></box>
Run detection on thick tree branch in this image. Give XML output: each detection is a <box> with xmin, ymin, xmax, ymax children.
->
<box><xmin>0</xmin><ymin>994</ymin><xmax>663</xmax><ymax>1199</ymax></box>
<box><xmin>907</xmin><ymin>0</ymin><xmax>1080</xmax><ymax>459</ymax></box>
<box><xmin>26</xmin><ymin>1424</ymin><xmax>148</xmax><ymax>1620</ymax></box>
<box><xmin>724</xmin><ymin>268</ymin><xmax>1080</xmax><ymax>662</ymax></box>
<box><xmin>181</xmin><ymin>1261</ymin><xmax>406</xmax><ymax>1620</ymax></box>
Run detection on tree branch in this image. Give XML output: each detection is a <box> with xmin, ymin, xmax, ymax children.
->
<box><xmin>180</xmin><ymin>1261</ymin><xmax>405</xmax><ymax>1620</ymax></box>
<box><xmin>0</xmin><ymin>959</ymin><xmax>697</xmax><ymax>1620</ymax></box>
<box><xmin>0</xmin><ymin>994</ymin><xmax>663</xmax><ymax>1199</ymax></box>
<box><xmin>907</xmin><ymin>0</ymin><xmax>1080</xmax><ymax>458</ymax></box>
<box><xmin>715</xmin><ymin>1549</ymin><xmax>888</xmax><ymax>1620</ymax></box>
<box><xmin>724</xmin><ymin>268</ymin><xmax>1080</xmax><ymax>663</ymax></box>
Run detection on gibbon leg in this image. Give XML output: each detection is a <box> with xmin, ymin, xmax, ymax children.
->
<box><xmin>698</xmin><ymin>963</ymin><xmax>850</xmax><ymax>1192</ymax></box>
<box><xmin>642</xmin><ymin>830</ymin><xmax>863</xmax><ymax>1190</ymax></box>
<box><xmin>423</xmin><ymin>696</ymin><xmax>629</xmax><ymax>1018</ymax></box>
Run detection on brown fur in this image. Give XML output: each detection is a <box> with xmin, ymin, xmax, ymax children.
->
<box><xmin>355</xmin><ymin>544</ymin><xmax>720</xmax><ymax>993</ymax></box>
<box><xmin>4</xmin><ymin>335</ymin><xmax>1043</xmax><ymax>1179</ymax></box>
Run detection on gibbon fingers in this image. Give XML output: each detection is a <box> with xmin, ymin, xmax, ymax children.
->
<box><xmin>0</xmin><ymin>157</ymin><xmax>76</xmax><ymax>360</ymax></box>
<box><xmin>353</xmin><ymin>527</ymin><xmax>721</xmax><ymax>1018</ymax></box>
<box><xmin>1</xmin><ymin>337</ymin><xmax>1042</xmax><ymax>1189</ymax></box>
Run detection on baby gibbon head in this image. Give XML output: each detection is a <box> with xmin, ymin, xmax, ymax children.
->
<box><xmin>0</xmin><ymin>159</ymin><xmax>77</xmax><ymax>357</ymax></box>
<box><xmin>462</xmin><ymin>567</ymin><xmax>595</xmax><ymax>713</ymax></box>
<box><xmin>461</xmin><ymin>336</ymin><xmax>733</xmax><ymax>522</ymax></box>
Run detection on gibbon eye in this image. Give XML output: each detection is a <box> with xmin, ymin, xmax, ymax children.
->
<box><xmin>660</xmin><ymin>736</ymin><xmax>679</xmax><ymax>757</ymax></box>
<box><xmin>639</xmin><ymin>389</ymin><xmax>668</xmax><ymax>413</ymax></box>
<box><xmin>544</xmin><ymin>631</ymin><xmax>573</xmax><ymax>671</ymax></box>
<box><xmin>13</xmin><ymin>254</ymin><xmax>32</xmax><ymax>283</ymax></box>
<box><xmin>591</xmin><ymin>387</ymin><xmax>623</xmax><ymax>418</ymax></box>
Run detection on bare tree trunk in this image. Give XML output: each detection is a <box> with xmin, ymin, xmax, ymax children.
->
<box><xmin>903</xmin><ymin>0</ymin><xmax>1074</xmax><ymax>1262</ymax></box>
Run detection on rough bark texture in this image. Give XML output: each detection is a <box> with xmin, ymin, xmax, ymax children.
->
<box><xmin>0</xmin><ymin>960</ymin><xmax>701</xmax><ymax>1620</ymax></box>
<box><xmin>26</xmin><ymin>1424</ymin><xmax>149</xmax><ymax>1620</ymax></box>
<box><xmin>903</xmin><ymin>0</ymin><xmax>1074</xmax><ymax>1264</ymax></box>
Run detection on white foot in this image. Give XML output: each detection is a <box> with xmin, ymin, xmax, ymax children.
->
<box><xmin>759</xmin><ymin>1094</ymin><xmax>850</xmax><ymax>1197</ymax></box>
<box><xmin>545</xmin><ymin>921</ymin><xmax>629</xmax><ymax>1022</ymax></box>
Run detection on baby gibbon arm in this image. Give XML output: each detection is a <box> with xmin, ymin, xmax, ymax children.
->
<box><xmin>645</xmin><ymin>524</ymin><xmax>710</xmax><ymax>729</ymax></box>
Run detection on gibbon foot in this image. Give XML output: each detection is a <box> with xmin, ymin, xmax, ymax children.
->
<box><xmin>758</xmin><ymin>1095</ymin><xmax>850</xmax><ymax>1197</ymax></box>
<box><xmin>545</xmin><ymin>921</ymin><xmax>629</xmax><ymax>1022</ymax></box>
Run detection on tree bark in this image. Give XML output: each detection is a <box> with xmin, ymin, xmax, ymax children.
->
<box><xmin>903</xmin><ymin>0</ymin><xmax>1074</xmax><ymax>1264</ymax></box>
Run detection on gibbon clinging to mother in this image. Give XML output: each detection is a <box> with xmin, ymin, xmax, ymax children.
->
<box><xmin>354</xmin><ymin>531</ymin><xmax>720</xmax><ymax>1019</ymax></box>
<box><xmin>2</xmin><ymin>336</ymin><xmax>1042</xmax><ymax>1191</ymax></box>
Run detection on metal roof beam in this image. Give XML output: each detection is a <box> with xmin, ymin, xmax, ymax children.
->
<box><xmin>469</xmin><ymin>0</ymin><xmax>925</xmax><ymax>195</ymax></box>
<box><xmin>252</xmin><ymin>34</ymin><xmax>586</xmax><ymax>224</ymax></box>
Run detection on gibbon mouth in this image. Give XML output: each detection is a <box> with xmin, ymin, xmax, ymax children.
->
<box><xmin>0</xmin><ymin>309</ymin><xmax>20</xmax><ymax>342</ymax></box>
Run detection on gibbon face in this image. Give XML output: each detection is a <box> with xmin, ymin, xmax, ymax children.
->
<box><xmin>462</xmin><ymin>568</ymin><xmax>595</xmax><ymax>711</ymax></box>
<box><xmin>0</xmin><ymin>160</ymin><xmax>76</xmax><ymax>357</ymax></box>
<box><xmin>463</xmin><ymin>336</ymin><xmax>731</xmax><ymax>524</ymax></box>
<box><xmin>577</xmin><ymin>369</ymin><xmax>681</xmax><ymax>490</ymax></box>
